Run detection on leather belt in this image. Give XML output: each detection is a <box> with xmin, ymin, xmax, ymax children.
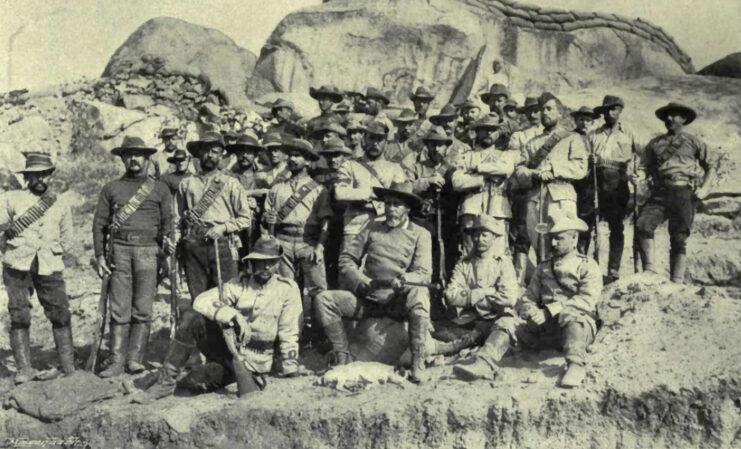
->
<box><xmin>596</xmin><ymin>160</ymin><xmax>628</xmax><ymax>171</ymax></box>
<box><xmin>659</xmin><ymin>173</ymin><xmax>693</xmax><ymax>187</ymax></box>
<box><xmin>275</xmin><ymin>223</ymin><xmax>320</xmax><ymax>241</ymax></box>
<box><xmin>111</xmin><ymin>230</ymin><xmax>158</xmax><ymax>244</ymax></box>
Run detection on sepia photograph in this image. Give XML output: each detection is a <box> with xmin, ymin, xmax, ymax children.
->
<box><xmin>0</xmin><ymin>0</ymin><xmax>740</xmax><ymax>447</ymax></box>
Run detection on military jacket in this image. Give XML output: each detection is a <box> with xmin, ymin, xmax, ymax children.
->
<box><xmin>264</xmin><ymin>173</ymin><xmax>332</xmax><ymax>230</ymax></box>
<box><xmin>587</xmin><ymin>122</ymin><xmax>643</xmax><ymax>169</ymax></box>
<box><xmin>644</xmin><ymin>131</ymin><xmax>710</xmax><ymax>183</ymax></box>
<box><xmin>452</xmin><ymin>146</ymin><xmax>519</xmax><ymax>218</ymax></box>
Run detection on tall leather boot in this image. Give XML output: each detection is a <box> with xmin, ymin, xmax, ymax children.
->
<box><xmin>323</xmin><ymin>321</ymin><xmax>352</xmax><ymax>366</ymax></box>
<box><xmin>10</xmin><ymin>328</ymin><xmax>35</xmax><ymax>384</ymax></box>
<box><xmin>99</xmin><ymin>323</ymin><xmax>129</xmax><ymax>378</ymax></box>
<box><xmin>134</xmin><ymin>339</ymin><xmax>194</xmax><ymax>403</ymax></box>
<box><xmin>52</xmin><ymin>326</ymin><xmax>76</xmax><ymax>375</ymax></box>
<box><xmin>513</xmin><ymin>252</ymin><xmax>528</xmax><ymax>287</ymax></box>
<box><xmin>639</xmin><ymin>238</ymin><xmax>657</xmax><ymax>273</ymax></box>
<box><xmin>408</xmin><ymin>314</ymin><xmax>429</xmax><ymax>384</ymax></box>
<box><xmin>453</xmin><ymin>330</ymin><xmax>509</xmax><ymax>381</ymax></box>
<box><xmin>671</xmin><ymin>253</ymin><xmax>687</xmax><ymax>283</ymax></box>
<box><xmin>126</xmin><ymin>322</ymin><xmax>150</xmax><ymax>374</ymax></box>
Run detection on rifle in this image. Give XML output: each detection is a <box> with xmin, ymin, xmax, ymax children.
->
<box><xmin>168</xmin><ymin>239</ymin><xmax>181</xmax><ymax>340</ymax></box>
<box><xmin>632</xmin><ymin>152</ymin><xmax>641</xmax><ymax>273</ymax></box>
<box><xmin>372</xmin><ymin>278</ymin><xmax>444</xmax><ymax>292</ymax></box>
<box><xmin>435</xmin><ymin>191</ymin><xmax>447</xmax><ymax>288</ymax></box>
<box><xmin>537</xmin><ymin>182</ymin><xmax>547</xmax><ymax>264</ymax></box>
<box><xmin>590</xmin><ymin>154</ymin><xmax>600</xmax><ymax>265</ymax></box>
<box><xmin>86</xmin><ymin>234</ymin><xmax>112</xmax><ymax>372</ymax></box>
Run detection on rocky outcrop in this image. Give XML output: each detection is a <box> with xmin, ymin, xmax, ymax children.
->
<box><xmin>247</xmin><ymin>0</ymin><xmax>692</xmax><ymax>102</ymax></box>
<box><xmin>698</xmin><ymin>52</ymin><xmax>741</xmax><ymax>78</ymax></box>
<box><xmin>103</xmin><ymin>17</ymin><xmax>257</xmax><ymax>107</ymax></box>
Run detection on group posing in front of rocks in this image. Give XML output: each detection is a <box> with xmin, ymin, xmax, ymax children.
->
<box><xmin>0</xmin><ymin>78</ymin><xmax>715</xmax><ymax>399</ymax></box>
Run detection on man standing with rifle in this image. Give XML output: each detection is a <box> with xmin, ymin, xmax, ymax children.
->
<box><xmin>1</xmin><ymin>152</ymin><xmax>75</xmax><ymax>384</ymax></box>
<box><xmin>570</xmin><ymin>106</ymin><xmax>600</xmax><ymax>259</ymax></box>
<box><xmin>92</xmin><ymin>136</ymin><xmax>173</xmax><ymax>377</ymax></box>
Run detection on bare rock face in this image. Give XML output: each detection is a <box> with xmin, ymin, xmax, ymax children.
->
<box><xmin>103</xmin><ymin>17</ymin><xmax>257</xmax><ymax>107</ymax></box>
<box><xmin>698</xmin><ymin>52</ymin><xmax>741</xmax><ymax>78</ymax></box>
<box><xmin>247</xmin><ymin>0</ymin><xmax>691</xmax><ymax>103</ymax></box>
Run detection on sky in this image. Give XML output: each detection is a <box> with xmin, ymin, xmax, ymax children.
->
<box><xmin>0</xmin><ymin>0</ymin><xmax>739</xmax><ymax>92</ymax></box>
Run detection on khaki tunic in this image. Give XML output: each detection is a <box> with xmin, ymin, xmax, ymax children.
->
<box><xmin>452</xmin><ymin>146</ymin><xmax>519</xmax><ymax>218</ymax></box>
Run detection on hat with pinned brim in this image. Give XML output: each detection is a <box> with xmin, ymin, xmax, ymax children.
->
<box><xmin>243</xmin><ymin>236</ymin><xmax>284</xmax><ymax>261</ymax></box>
<box><xmin>112</xmin><ymin>136</ymin><xmax>157</xmax><ymax>157</ymax></box>
<box><xmin>186</xmin><ymin>131</ymin><xmax>225</xmax><ymax>157</ymax></box>
<box><xmin>17</xmin><ymin>152</ymin><xmax>55</xmax><ymax>174</ymax></box>
<box><xmin>392</xmin><ymin>108</ymin><xmax>418</xmax><ymax>123</ymax></box>
<box><xmin>535</xmin><ymin>211</ymin><xmax>589</xmax><ymax>234</ymax></box>
<box><xmin>373</xmin><ymin>181</ymin><xmax>423</xmax><ymax>210</ymax></box>
<box><xmin>655</xmin><ymin>102</ymin><xmax>696</xmax><ymax>125</ymax></box>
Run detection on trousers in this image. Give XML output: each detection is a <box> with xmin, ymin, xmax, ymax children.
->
<box><xmin>109</xmin><ymin>244</ymin><xmax>158</xmax><ymax>324</ymax></box>
<box><xmin>4</xmin><ymin>258</ymin><xmax>70</xmax><ymax>329</ymax></box>
<box><xmin>182</xmin><ymin>237</ymin><xmax>239</xmax><ymax>301</ymax></box>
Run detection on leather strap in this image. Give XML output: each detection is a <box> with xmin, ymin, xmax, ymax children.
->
<box><xmin>185</xmin><ymin>177</ymin><xmax>225</xmax><ymax>225</ymax></box>
<box><xmin>276</xmin><ymin>179</ymin><xmax>320</xmax><ymax>223</ymax></box>
<box><xmin>5</xmin><ymin>193</ymin><xmax>57</xmax><ymax>239</ymax></box>
<box><xmin>527</xmin><ymin>129</ymin><xmax>573</xmax><ymax>169</ymax></box>
<box><xmin>357</xmin><ymin>159</ymin><xmax>387</xmax><ymax>188</ymax></box>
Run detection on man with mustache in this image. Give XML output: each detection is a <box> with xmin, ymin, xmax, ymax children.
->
<box><xmin>385</xmin><ymin>109</ymin><xmax>420</xmax><ymax>163</ymax></box>
<box><xmin>346</xmin><ymin>119</ymin><xmax>367</xmax><ymax>160</ymax></box>
<box><xmin>364</xmin><ymin>87</ymin><xmax>395</xmax><ymax>137</ymax></box>
<box><xmin>306</xmin><ymin>85</ymin><xmax>344</xmax><ymax>134</ymax></box>
<box><xmin>480</xmin><ymin>84</ymin><xmax>519</xmax><ymax>149</ymax></box>
<box><xmin>92</xmin><ymin>136</ymin><xmax>173</xmax><ymax>377</ymax></box>
<box><xmin>409</xmin><ymin>86</ymin><xmax>435</xmax><ymax>140</ymax></box>
<box><xmin>137</xmin><ymin>236</ymin><xmax>302</xmax><ymax>401</ymax></box>
<box><xmin>315</xmin><ymin>182</ymin><xmax>432</xmax><ymax>383</ymax></box>
<box><xmin>1</xmin><ymin>152</ymin><xmax>75</xmax><ymax>384</ymax></box>
<box><xmin>263</xmin><ymin>138</ymin><xmax>332</xmax><ymax>343</ymax></box>
<box><xmin>518</xmin><ymin>210</ymin><xmax>602</xmax><ymax>388</ymax></box>
<box><xmin>266</xmin><ymin>99</ymin><xmax>300</xmax><ymax>137</ymax></box>
<box><xmin>636</xmin><ymin>102</ymin><xmax>715</xmax><ymax>283</ymax></box>
<box><xmin>429</xmin><ymin>104</ymin><xmax>471</xmax><ymax>155</ymax></box>
<box><xmin>514</xmin><ymin>92</ymin><xmax>588</xmax><ymax>262</ymax></box>
<box><xmin>256</xmin><ymin>132</ymin><xmax>293</xmax><ymax>188</ymax></box>
<box><xmin>174</xmin><ymin>132</ymin><xmax>252</xmax><ymax>303</ymax></box>
<box><xmin>454</xmin><ymin>99</ymin><xmax>482</xmax><ymax>147</ymax></box>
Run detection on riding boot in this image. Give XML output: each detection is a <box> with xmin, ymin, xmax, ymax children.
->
<box><xmin>52</xmin><ymin>326</ymin><xmax>76</xmax><ymax>375</ymax></box>
<box><xmin>99</xmin><ymin>323</ymin><xmax>129</xmax><ymax>378</ymax></box>
<box><xmin>134</xmin><ymin>339</ymin><xmax>194</xmax><ymax>403</ymax></box>
<box><xmin>126</xmin><ymin>322</ymin><xmax>150</xmax><ymax>374</ymax></box>
<box><xmin>323</xmin><ymin>321</ymin><xmax>352</xmax><ymax>366</ymax></box>
<box><xmin>639</xmin><ymin>238</ymin><xmax>657</xmax><ymax>273</ymax></box>
<box><xmin>671</xmin><ymin>253</ymin><xmax>687</xmax><ymax>283</ymax></box>
<box><xmin>408</xmin><ymin>313</ymin><xmax>429</xmax><ymax>384</ymax></box>
<box><xmin>10</xmin><ymin>328</ymin><xmax>34</xmax><ymax>384</ymax></box>
<box><xmin>453</xmin><ymin>330</ymin><xmax>509</xmax><ymax>381</ymax></box>
<box><xmin>513</xmin><ymin>252</ymin><xmax>528</xmax><ymax>287</ymax></box>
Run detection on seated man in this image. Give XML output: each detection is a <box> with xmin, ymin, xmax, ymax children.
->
<box><xmin>443</xmin><ymin>215</ymin><xmax>520</xmax><ymax>381</ymax></box>
<box><xmin>136</xmin><ymin>236</ymin><xmax>301</xmax><ymax>401</ymax></box>
<box><xmin>315</xmin><ymin>182</ymin><xmax>432</xmax><ymax>383</ymax></box>
<box><xmin>518</xmin><ymin>210</ymin><xmax>602</xmax><ymax>388</ymax></box>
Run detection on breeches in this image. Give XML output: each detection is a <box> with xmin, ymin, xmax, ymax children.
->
<box><xmin>4</xmin><ymin>259</ymin><xmax>69</xmax><ymax>329</ymax></box>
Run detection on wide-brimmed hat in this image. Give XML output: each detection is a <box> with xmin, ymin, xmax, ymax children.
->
<box><xmin>393</xmin><ymin>109</ymin><xmax>418</xmax><ymax>123</ymax></box>
<box><xmin>243</xmin><ymin>236</ymin><xmax>283</xmax><ymax>261</ymax></box>
<box><xmin>346</xmin><ymin>119</ymin><xmax>367</xmax><ymax>133</ymax></box>
<box><xmin>319</xmin><ymin>135</ymin><xmax>353</xmax><ymax>156</ymax></box>
<box><xmin>472</xmin><ymin>214</ymin><xmax>506</xmax><ymax>235</ymax></box>
<box><xmin>504</xmin><ymin>99</ymin><xmax>518</xmax><ymax>111</ymax></box>
<box><xmin>226</xmin><ymin>131</ymin><xmax>264</xmax><ymax>154</ymax></box>
<box><xmin>468</xmin><ymin>114</ymin><xmax>500</xmax><ymax>131</ymax></box>
<box><xmin>280</xmin><ymin>137</ymin><xmax>320</xmax><ymax>161</ymax></box>
<box><xmin>345</xmin><ymin>91</ymin><xmax>365</xmax><ymax>99</ymax></box>
<box><xmin>538</xmin><ymin>92</ymin><xmax>560</xmax><ymax>108</ymax></box>
<box><xmin>309</xmin><ymin>85</ymin><xmax>343</xmax><ymax>103</ymax></box>
<box><xmin>458</xmin><ymin>98</ymin><xmax>481</xmax><ymax>111</ymax></box>
<box><xmin>112</xmin><ymin>135</ymin><xmax>157</xmax><ymax>157</ymax></box>
<box><xmin>570</xmin><ymin>106</ymin><xmax>599</xmax><ymax>120</ymax></box>
<box><xmin>310</xmin><ymin>120</ymin><xmax>347</xmax><ymax>138</ymax></box>
<box><xmin>516</xmin><ymin>97</ymin><xmax>540</xmax><ymax>114</ymax></box>
<box><xmin>17</xmin><ymin>152</ymin><xmax>55</xmax><ymax>174</ymax></box>
<box><xmin>373</xmin><ymin>181</ymin><xmax>423</xmax><ymax>210</ymax></box>
<box><xmin>166</xmin><ymin>149</ymin><xmax>190</xmax><ymax>163</ymax></box>
<box><xmin>186</xmin><ymin>131</ymin><xmax>225</xmax><ymax>157</ymax></box>
<box><xmin>159</xmin><ymin>128</ymin><xmax>178</xmax><ymax>138</ymax></box>
<box><xmin>409</xmin><ymin>86</ymin><xmax>435</xmax><ymax>101</ymax></box>
<box><xmin>334</xmin><ymin>99</ymin><xmax>352</xmax><ymax>113</ymax></box>
<box><xmin>422</xmin><ymin>126</ymin><xmax>453</xmax><ymax>144</ymax></box>
<box><xmin>271</xmin><ymin>98</ymin><xmax>295</xmax><ymax>114</ymax></box>
<box><xmin>655</xmin><ymin>102</ymin><xmax>696</xmax><ymax>125</ymax></box>
<box><xmin>535</xmin><ymin>210</ymin><xmax>589</xmax><ymax>234</ymax></box>
<box><xmin>222</xmin><ymin>130</ymin><xmax>239</xmax><ymax>141</ymax></box>
<box><xmin>430</xmin><ymin>104</ymin><xmax>458</xmax><ymax>124</ymax></box>
<box><xmin>480</xmin><ymin>83</ymin><xmax>510</xmax><ymax>104</ymax></box>
<box><xmin>593</xmin><ymin>95</ymin><xmax>625</xmax><ymax>114</ymax></box>
<box><xmin>365</xmin><ymin>121</ymin><xmax>388</xmax><ymax>137</ymax></box>
<box><xmin>365</xmin><ymin>87</ymin><xmax>390</xmax><ymax>106</ymax></box>
<box><xmin>262</xmin><ymin>132</ymin><xmax>283</xmax><ymax>148</ymax></box>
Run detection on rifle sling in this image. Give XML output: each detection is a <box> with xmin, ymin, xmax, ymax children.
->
<box><xmin>654</xmin><ymin>135</ymin><xmax>687</xmax><ymax>167</ymax></box>
<box><xmin>110</xmin><ymin>178</ymin><xmax>156</xmax><ymax>233</ymax></box>
<box><xmin>527</xmin><ymin>129</ymin><xmax>573</xmax><ymax>169</ymax></box>
<box><xmin>5</xmin><ymin>193</ymin><xmax>57</xmax><ymax>240</ymax></box>
<box><xmin>276</xmin><ymin>180</ymin><xmax>320</xmax><ymax>224</ymax></box>
<box><xmin>357</xmin><ymin>159</ymin><xmax>388</xmax><ymax>188</ymax></box>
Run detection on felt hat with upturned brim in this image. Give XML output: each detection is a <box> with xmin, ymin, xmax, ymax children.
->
<box><xmin>319</xmin><ymin>135</ymin><xmax>353</xmax><ymax>156</ymax></box>
<box><xmin>480</xmin><ymin>83</ymin><xmax>510</xmax><ymax>104</ymax></box>
<box><xmin>430</xmin><ymin>104</ymin><xmax>459</xmax><ymax>125</ymax></box>
<box><xmin>365</xmin><ymin>121</ymin><xmax>389</xmax><ymax>137</ymax></box>
<box><xmin>516</xmin><ymin>97</ymin><xmax>540</xmax><ymax>114</ymax></box>
<box><xmin>593</xmin><ymin>95</ymin><xmax>625</xmax><ymax>114</ymax></box>
<box><xmin>570</xmin><ymin>106</ymin><xmax>600</xmax><ymax>120</ymax></box>
<box><xmin>186</xmin><ymin>131</ymin><xmax>225</xmax><ymax>157</ymax></box>
<box><xmin>373</xmin><ymin>181</ymin><xmax>423</xmax><ymax>210</ymax></box>
<box><xmin>280</xmin><ymin>137</ymin><xmax>321</xmax><ymax>161</ymax></box>
<box><xmin>655</xmin><ymin>102</ymin><xmax>696</xmax><ymax>125</ymax></box>
<box><xmin>17</xmin><ymin>152</ymin><xmax>55</xmax><ymax>174</ymax></box>
<box><xmin>535</xmin><ymin>211</ymin><xmax>589</xmax><ymax>234</ymax></box>
<box><xmin>458</xmin><ymin>99</ymin><xmax>481</xmax><ymax>111</ymax></box>
<box><xmin>112</xmin><ymin>136</ymin><xmax>157</xmax><ymax>157</ymax></box>
<box><xmin>159</xmin><ymin>128</ymin><xmax>178</xmax><ymax>138</ymax></box>
<box><xmin>309</xmin><ymin>85</ymin><xmax>343</xmax><ymax>103</ymax></box>
<box><xmin>504</xmin><ymin>99</ymin><xmax>518</xmax><ymax>111</ymax></box>
<box><xmin>422</xmin><ymin>126</ymin><xmax>453</xmax><ymax>144</ymax></box>
<box><xmin>467</xmin><ymin>114</ymin><xmax>500</xmax><ymax>131</ymax></box>
<box><xmin>242</xmin><ymin>236</ymin><xmax>284</xmax><ymax>261</ymax></box>
<box><xmin>393</xmin><ymin>108</ymin><xmax>418</xmax><ymax>123</ymax></box>
<box><xmin>409</xmin><ymin>86</ymin><xmax>435</xmax><ymax>101</ymax></box>
<box><xmin>166</xmin><ymin>149</ymin><xmax>190</xmax><ymax>163</ymax></box>
<box><xmin>226</xmin><ymin>131</ymin><xmax>264</xmax><ymax>154</ymax></box>
<box><xmin>346</xmin><ymin>119</ymin><xmax>368</xmax><ymax>133</ymax></box>
<box><xmin>310</xmin><ymin>121</ymin><xmax>347</xmax><ymax>138</ymax></box>
<box><xmin>365</xmin><ymin>87</ymin><xmax>390</xmax><ymax>106</ymax></box>
<box><xmin>472</xmin><ymin>214</ymin><xmax>506</xmax><ymax>235</ymax></box>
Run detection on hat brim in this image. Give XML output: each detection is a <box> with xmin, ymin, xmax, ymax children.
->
<box><xmin>516</xmin><ymin>104</ymin><xmax>539</xmax><ymax>114</ymax></box>
<box><xmin>226</xmin><ymin>143</ymin><xmax>263</xmax><ymax>154</ymax></box>
<box><xmin>367</xmin><ymin>95</ymin><xmax>390</xmax><ymax>106</ymax></box>
<box><xmin>535</xmin><ymin>221</ymin><xmax>589</xmax><ymax>234</ymax></box>
<box><xmin>243</xmin><ymin>247</ymin><xmax>284</xmax><ymax>261</ymax></box>
<box><xmin>423</xmin><ymin>136</ymin><xmax>453</xmax><ymax>144</ymax></box>
<box><xmin>469</xmin><ymin>124</ymin><xmax>499</xmax><ymax>131</ymax></box>
<box><xmin>319</xmin><ymin>147</ymin><xmax>353</xmax><ymax>156</ymax></box>
<box><xmin>17</xmin><ymin>166</ymin><xmax>55</xmax><ymax>174</ymax></box>
<box><xmin>309</xmin><ymin>88</ymin><xmax>343</xmax><ymax>103</ymax></box>
<box><xmin>409</xmin><ymin>93</ymin><xmax>435</xmax><ymax>101</ymax></box>
<box><xmin>593</xmin><ymin>102</ymin><xmax>624</xmax><ymax>114</ymax></box>
<box><xmin>186</xmin><ymin>141</ymin><xmax>224</xmax><ymax>157</ymax></box>
<box><xmin>429</xmin><ymin>114</ymin><xmax>457</xmax><ymax>125</ymax></box>
<box><xmin>372</xmin><ymin>187</ymin><xmax>423</xmax><ymax>210</ymax></box>
<box><xmin>166</xmin><ymin>156</ymin><xmax>188</xmax><ymax>163</ymax></box>
<box><xmin>480</xmin><ymin>92</ymin><xmax>508</xmax><ymax>104</ymax></box>
<box><xmin>280</xmin><ymin>144</ymin><xmax>320</xmax><ymax>161</ymax></box>
<box><xmin>655</xmin><ymin>105</ymin><xmax>696</xmax><ymax>125</ymax></box>
<box><xmin>570</xmin><ymin>111</ymin><xmax>600</xmax><ymax>120</ymax></box>
<box><xmin>111</xmin><ymin>147</ymin><xmax>157</xmax><ymax>157</ymax></box>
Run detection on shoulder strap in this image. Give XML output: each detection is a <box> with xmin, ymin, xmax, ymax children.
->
<box><xmin>5</xmin><ymin>193</ymin><xmax>57</xmax><ymax>240</ymax></box>
<box><xmin>550</xmin><ymin>256</ymin><xmax>588</xmax><ymax>296</ymax></box>
<box><xmin>655</xmin><ymin>134</ymin><xmax>686</xmax><ymax>166</ymax></box>
<box><xmin>527</xmin><ymin>129</ymin><xmax>573</xmax><ymax>169</ymax></box>
<box><xmin>188</xmin><ymin>177</ymin><xmax>226</xmax><ymax>223</ymax></box>
<box><xmin>356</xmin><ymin>159</ymin><xmax>387</xmax><ymax>187</ymax></box>
<box><xmin>276</xmin><ymin>179</ymin><xmax>320</xmax><ymax>223</ymax></box>
<box><xmin>110</xmin><ymin>178</ymin><xmax>156</xmax><ymax>233</ymax></box>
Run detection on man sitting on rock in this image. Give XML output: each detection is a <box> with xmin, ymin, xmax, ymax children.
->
<box><xmin>444</xmin><ymin>215</ymin><xmax>519</xmax><ymax>381</ymax></box>
<box><xmin>315</xmin><ymin>182</ymin><xmax>432</xmax><ymax>383</ymax></box>
<box><xmin>518</xmin><ymin>210</ymin><xmax>602</xmax><ymax>388</ymax></box>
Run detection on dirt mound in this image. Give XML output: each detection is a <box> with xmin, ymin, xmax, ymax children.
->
<box><xmin>698</xmin><ymin>52</ymin><xmax>741</xmax><ymax>78</ymax></box>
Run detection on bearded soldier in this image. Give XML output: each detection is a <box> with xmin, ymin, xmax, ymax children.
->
<box><xmin>454</xmin><ymin>99</ymin><xmax>482</xmax><ymax>147</ymax></box>
<box><xmin>93</xmin><ymin>136</ymin><xmax>173</xmax><ymax>377</ymax></box>
<box><xmin>429</xmin><ymin>104</ymin><xmax>471</xmax><ymax>155</ymax></box>
<box><xmin>385</xmin><ymin>109</ymin><xmax>421</xmax><ymax>163</ymax></box>
<box><xmin>1</xmin><ymin>152</ymin><xmax>75</xmax><ymax>384</ymax></box>
<box><xmin>480</xmin><ymin>84</ymin><xmax>518</xmax><ymax>149</ymax></box>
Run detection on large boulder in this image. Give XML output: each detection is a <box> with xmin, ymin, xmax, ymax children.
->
<box><xmin>103</xmin><ymin>17</ymin><xmax>257</xmax><ymax>107</ymax></box>
<box><xmin>698</xmin><ymin>52</ymin><xmax>741</xmax><ymax>78</ymax></box>
<box><xmin>247</xmin><ymin>0</ymin><xmax>692</xmax><ymax>103</ymax></box>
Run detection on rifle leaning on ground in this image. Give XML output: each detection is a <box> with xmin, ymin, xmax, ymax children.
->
<box><xmin>589</xmin><ymin>149</ymin><xmax>600</xmax><ymax>265</ymax></box>
<box><xmin>86</xmin><ymin>232</ymin><xmax>112</xmax><ymax>372</ymax></box>
<box><xmin>168</xmin><ymin>238</ymin><xmax>181</xmax><ymax>340</ymax></box>
<box><xmin>632</xmin><ymin>152</ymin><xmax>641</xmax><ymax>273</ymax></box>
<box><xmin>435</xmin><ymin>191</ymin><xmax>447</xmax><ymax>289</ymax></box>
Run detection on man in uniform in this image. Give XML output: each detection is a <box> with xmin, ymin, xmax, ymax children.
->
<box><xmin>637</xmin><ymin>102</ymin><xmax>714</xmax><ymax>282</ymax></box>
<box><xmin>266</xmin><ymin>99</ymin><xmax>299</xmax><ymax>136</ymax></box>
<box><xmin>480</xmin><ymin>84</ymin><xmax>518</xmax><ymax>148</ymax></box>
<box><xmin>364</xmin><ymin>87</ymin><xmax>394</xmax><ymax>134</ymax></box>
<box><xmin>175</xmin><ymin>132</ymin><xmax>252</xmax><ymax>302</ymax></box>
<box><xmin>385</xmin><ymin>109</ymin><xmax>420</xmax><ymax>163</ymax></box>
<box><xmin>1</xmin><ymin>152</ymin><xmax>75</xmax><ymax>383</ymax></box>
<box><xmin>518</xmin><ymin>211</ymin><xmax>602</xmax><ymax>388</ymax></box>
<box><xmin>315</xmin><ymin>182</ymin><xmax>432</xmax><ymax>382</ymax></box>
<box><xmin>309</xmin><ymin>121</ymin><xmax>347</xmax><ymax>151</ymax></box>
<box><xmin>454</xmin><ymin>99</ymin><xmax>481</xmax><ymax>147</ymax></box>
<box><xmin>570</xmin><ymin>106</ymin><xmax>600</xmax><ymax>256</ymax></box>
<box><xmin>333</xmin><ymin>99</ymin><xmax>353</xmax><ymax>128</ymax></box>
<box><xmin>306</xmin><ymin>85</ymin><xmax>344</xmax><ymax>133</ymax></box>
<box><xmin>93</xmin><ymin>136</ymin><xmax>173</xmax><ymax>377</ymax></box>
<box><xmin>160</xmin><ymin>150</ymin><xmax>193</xmax><ymax>197</ymax></box>
<box><xmin>409</xmin><ymin>86</ymin><xmax>435</xmax><ymax>138</ymax></box>
<box><xmin>137</xmin><ymin>236</ymin><xmax>302</xmax><ymax>401</ymax></box>
<box><xmin>444</xmin><ymin>215</ymin><xmax>519</xmax><ymax>381</ymax></box>
<box><xmin>429</xmin><ymin>104</ymin><xmax>471</xmax><ymax>155</ymax></box>
<box><xmin>514</xmin><ymin>92</ymin><xmax>588</xmax><ymax>262</ymax></box>
<box><xmin>259</xmin><ymin>132</ymin><xmax>293</xmax><ymax>187</ymax></box>
<box><xmin>263</xmin><ymin>138</ymin><xmax>331</xmax><ymax>341</ymax></box>
<box><xmin>346</xmin><ymin>119</ymin><xmax>367</xmax><ymax>160</ymax></box>
<box><xmin>504</xmin><ymin>99</ymin><xmax>519</xmax><ymax>122</ymax></box>
<box><xmin>153</xmin><ymin>128</ymin><xmax>181</xmax><ymax>177</ymax></box>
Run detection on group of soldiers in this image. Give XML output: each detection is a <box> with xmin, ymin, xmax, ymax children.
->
<box><xmin>0</xmin><ymin>78</ymin><xmax>715</xmax><ymax>398</ymax></box>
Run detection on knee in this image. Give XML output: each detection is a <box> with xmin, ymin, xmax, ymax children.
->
<box><xmin>406</xmin><ymin>287</ymin><xmax>430</xmax><ymax>313</ymax></box>
<box><xmin>9</xmin><ymin>308</ymin><xmax>32</xmax><ymax>329</ymax></box>
<box><xmin>49</xmin><ymin>307</ymin><xmax>72</xmax><ymax>328</ymax></box>
<box><xmin>174</xmin><ymin>308</ymin><xmax>207</xmax><ymax>344</ymax></box>
<box><xmin>314</xmin><ymin>291</ymin><xmax>339</xmax><ymax>324</ymax></box>
<box><xmin>669</xmin><ymin>234</ymin><xmax>689</xmax><ymax>254</ymax></box>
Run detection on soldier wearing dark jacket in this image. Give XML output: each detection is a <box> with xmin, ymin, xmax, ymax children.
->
<box><xmin>636</xmin><ymin>102</ymin><xmax>715</xmax><ymax>283</ymax></box>
<box><xmin>92</xmin><ymin>136</ymin><xmax>173</xmax><ymax>378</ymax></box>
